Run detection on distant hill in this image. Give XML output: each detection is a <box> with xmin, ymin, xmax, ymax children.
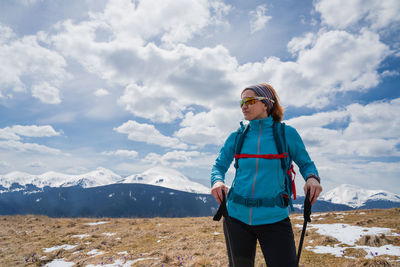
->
<box><xmin>0</xmin><ymin>183</ymin><xmax>217</xmax><ymax>217</ymax></box>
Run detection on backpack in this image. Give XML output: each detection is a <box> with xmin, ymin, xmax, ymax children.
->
<box><xmin>231</xmin><ymin>120</ymin><xmax>296</xmax><ymax>211</ymax></box>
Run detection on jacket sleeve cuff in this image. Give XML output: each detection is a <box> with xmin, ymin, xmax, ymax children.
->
<box><xmin>211</xmin><ymin>179</ymin><xmax>224</xmax><ymax>188</ymax></box>
<box><xmin>306</xmin><ymin>174</ymin><xmax>320</xmax><ymax>184</ymax></box>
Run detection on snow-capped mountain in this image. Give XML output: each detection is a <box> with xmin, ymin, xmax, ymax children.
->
<box><xmin>321</xmin><ymin>184</ymin><xmax>400</xmax><ymax>208</ymax></box>
<box><xmin>0</xmin><ymin>166</ymin><xmax>209</xmax><ymax>194</ymax></box>
<box><xmin>0</xmin><ymin>166</ymin><xmax>214</xmax><ymax>218</ymax></box>
<box><xmin>0</xmin><ymin>167</ymin><xmax>123</xmax><ymax>189</ymax></box>
<box><xmin>0</xmin><ymin>171</ymin><xmax>38</xmax><ymax>188</ymax></box>
<box><xmin>64</xmin><ymin>168</ymin><xmax>123</xmax><ymax>188</ymax></box>
<box><xmin>122</xmin><ymin>166</ymin><xmax>209</xmax><ymax>194</ymax></box>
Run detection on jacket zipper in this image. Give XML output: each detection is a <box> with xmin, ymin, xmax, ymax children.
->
<box><xmin>249</xmin><ymin>120</ymin><xmax>262</xmax><ymax>225</ymax></box>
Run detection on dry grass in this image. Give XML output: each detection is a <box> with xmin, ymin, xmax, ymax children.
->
<box><xmin>0</xmin><ymin>208</ymin><xmax>399</xmax><ymax>266</ymax></box>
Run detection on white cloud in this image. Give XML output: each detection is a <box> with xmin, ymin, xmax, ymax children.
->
<box><xmin>209</xmin><ymin>1</ymin><xmax>232</xmax><ymax>27</ymax></box>
<box><xmin>47</xmin><ymin>0</ymin><xmax>236</xmax><ymax>123</ymax></box>
<box><xmin>142</xmin><ymin>150</ymin><xmax>213</xmax><ymax>169</ymax></box>
<box><xmin>143</xmin><ymin>0</ymin><xmax>210</xmax><ymax>44</ymax></box>
<box><xmin>174</xmin><ymin>112</ymin><xmax>222</xmax><ymax>147</ymax></box>
<box><xmin>101</xmin><ymin>149</ymin><xmax>138</xmax><ymax>158</ymax></box>
<box><xmin>74</xmin><ymin>0</ymin><xmax>228</xmax><ymax>45</ymax></box>
<box><xmin>0</xmin><ymin>125</ymin><xmax>62</xmax><ymax>140</ymax></box>
<box><xmin>174</xmin><ymin>108</ymin><xmax>242</xmax><ymax>147</ymax></box>
<box><xmin>286</xmin><ymin>98</ymin><xmax>400</xmax><ymax>157</ymax></box>
<box><xmin>118</xmin><ymin>83</ymin><xmax>184</xmax><ymax>123</ymax></box>
<box><xmin>12</xmin><ymin>125</ymin><xmax>61</xmax><ymax>138</ymax></box>
<box><xmin>249</xmin><ymin>5</ymin><xmax>272</xmax><ymax>34</ymax></box>
<box><xmin>114</xmin><ymin>120</ymin><xmax>187</xmax><ymax>149</ymax></box>
<box><xmin>94</xmin><ymin>88</ymin><xmax>110</xmax><ymax>97</ymax></box>
<box><xmin>0</xmin><ymin>125</ymin><xmax>63</xmax><ymax>156</ymax></box>
<box><xmin>286</xmin><ymin>98</ymin><xmax>400</xmax><ymax>194</ymax></box>
<box><xmin>297</xmin><ymin>29</ymin><xmax>388</xmax><ymax>90</ymax></box>
<box><xmin>314</xmin><ymin>0</ymin><xmax>400</xmax><ymax>30</ymax></box>
<box><xmin>0</xmin><ymin>140</ymin><xmax>63</xmax><ymax>155</ymax></box>
<box><xmin>32</xmin><ymin>82</ymin><xmax>61</xmax><ymax>104</ymax></box>
<box><xmin>344</xmin><ymin>100</ymin><xmax>400</xmax><ymax>139</ymax></box>
<box><xmin>249</xmin><ymin>29</ymin><xmax>390</xmax><ymax>108</ymax></box>
<box><xmin>0</xmin><ymin>24</ymin><xmax>15</xmax><ymax>44</ymax></box>
<box><xmin>287</xmin><ymin>33</ymin><xmax>317</xmax><ymax>56</ymax></box>
<box><xmin>0</xmin><ymin>129</ymin><xmax>20</xmax><ymax>140</ymax></box>
<box><xmin>314</xmin><ymin>0</ymin><xmax>366</xmax><ymax>29</ymax></box>
<box><xmin>0</xmin><ymin>29</ymin><xmax>69</xmax><ymax>103</ymax></box>
<box><xmin>51</xmin><ymin>12</ymin><xmax>238</xmax><ymax>121</ymax></box>
<box><xmin>381</xmin><ymin>70</ymin><xmax>399</xmax><ymax>78</ymax></box>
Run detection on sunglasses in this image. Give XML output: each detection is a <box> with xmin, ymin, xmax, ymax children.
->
<box><xmin>240</xmin><ymin>96</ymin><xmax>275</xmax><ymax>107</ymax></box>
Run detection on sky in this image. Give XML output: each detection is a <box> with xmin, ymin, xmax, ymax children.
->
<box><xmin>0</xmin><ymin>0</ymin><xmax>399</xmax><ymax>195</ymax></box>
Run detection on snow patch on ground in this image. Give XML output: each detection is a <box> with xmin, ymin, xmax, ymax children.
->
<box><xmin>44</xmin><ymin>259</ymin><xmax>75</xmax><ymax>267</ymax></box>
<box><xmin>86</xmin><ymin>257</ymin><xmax>158</xmax><ymax>267</ymax></box>
<box><xmin>72</xmin><ymin>234</ymin><xmax>90</xmax><ymax>239</ymax></box>
<box><xmin>296</xmin><ymin>223</ymin><xmax>400</xmax><ymax>260</ymax></box>
<box><xmin>102</xmin><ymin>232</ymin><xmax>116</xmax><ymax>236</ymax></box>
<box><xmin>85</xmin><ymin>221</ymin><xmax>109</xmax><ymax>226</ymax></box>
<box><xmin>87</xmin><ymin>249</ymin><xmax>104</xmax><ymax>257</ymax></box>
<box><xmin>293</xmin><ymin>204</ymin><xmax>303</xmax><ymax>210</ymax></box>
<box><xmin>306</xmin><ymin>244</ymin><xmax>350</xmax><ymax>258</ymax></box>
<box><xmin>43</xmin><ymin>244</ymin><xmax>77</xmax><ymax>253</ymax></box>
<box><xmin>306</xmin><ymin>223</ymin><xmax>392</xmax><ymax>246</ymax></box>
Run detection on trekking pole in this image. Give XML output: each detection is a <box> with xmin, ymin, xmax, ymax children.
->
<box><xmin>212</xmin><ymin>192</ymin><xmax>236</xmax><ymax>266</ymax></box>
<box><xmin>213</xmin><ymin>191</ymin><xmax>228</xmax><ymax>221</ymax></box>
<box><xmin>296</xmin><ymin>189</ymin><xmax>312</xmax><ymax>267</ymax></box>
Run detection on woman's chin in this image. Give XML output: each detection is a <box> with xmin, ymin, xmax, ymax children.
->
<box><xmin>243</xmin><ymin>115</ymin><xmax>253</xmax><ymax>121</ymax></box>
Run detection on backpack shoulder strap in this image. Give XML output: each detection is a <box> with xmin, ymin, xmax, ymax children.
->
<box><xmin>273</xmin><ymin>121</ymin><xmax>296</xmax><ymax>211</ymax></box>
<box><xmin>234</xmin><ymin>122</ymin><xmax>249</xmax><ymax>169</ymax></box>
<box><xmin>273</xmin><ymin>121</ymin><xmax>288</xmax><ymax>169</ymax></box>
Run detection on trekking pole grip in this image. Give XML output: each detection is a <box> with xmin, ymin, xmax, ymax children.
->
<box><xmin>213</xmin><ymin>190</ymin><xmax>228</xmax><ymax>221</ymax></box>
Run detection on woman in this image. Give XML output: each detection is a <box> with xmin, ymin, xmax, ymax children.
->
<box><xmin>211</xmin><ymin>83</ymin><xmax>322</xmax><ymax>267</ymax></box>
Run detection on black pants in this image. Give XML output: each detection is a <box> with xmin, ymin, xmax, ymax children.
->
<box><xmin>223</xmin><ymin>216</ymin><xmax>297</xmax><ymax>267</ymax></box>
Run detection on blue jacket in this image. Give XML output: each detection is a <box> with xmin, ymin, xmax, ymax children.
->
<box><xmin>211</xmin><ymin>116</ymin><xmax>319</xmax><ymax>225</ymax></box>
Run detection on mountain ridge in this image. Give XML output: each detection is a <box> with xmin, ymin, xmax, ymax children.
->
<box><xmin>1</xmin><ymin>168</ymin><xmax>400</xmax><ymax>212</ymax></box>
<box><xmin>0</xmin><ymin>166</ymin><xmax>208</xmax><ymax>194</ymax></box>
<box><xmin>320</xmin><ymin>184</ymin><xmax>400</xmax><ymax>208</ymax></box>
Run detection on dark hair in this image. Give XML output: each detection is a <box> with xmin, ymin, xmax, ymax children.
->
<box><xmin>264</xmin><ymin>83</ymin><xmax>284</xmax><ymax>122</ymax></box>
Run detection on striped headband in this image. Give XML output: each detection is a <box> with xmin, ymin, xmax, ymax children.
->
<box><xmin>243</xmin><ymin>83</ymin><xmax>275</xmax><ymax>113</ymax></box>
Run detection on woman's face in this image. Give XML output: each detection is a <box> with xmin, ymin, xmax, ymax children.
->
<box><xmin>241</xmin><ymin>90</ymin><xmax>269</xmax><ymax>121</ymax></box>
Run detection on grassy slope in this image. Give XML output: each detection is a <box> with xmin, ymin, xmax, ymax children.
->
<box><xmin>0</xmin><ymin>208</ymin><xmax>399</xmax><ymax>266</ymax></box>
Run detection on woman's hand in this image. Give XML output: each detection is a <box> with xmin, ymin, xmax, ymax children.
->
<box><xmin>304</xmin><ymin>178</ymin><xmax>322</xmax><ymax>205</ymax></box>
<box><xmin>211</xmin><ymin>181</ymin><xmax>229</xmax><ymax>204</ymax></box>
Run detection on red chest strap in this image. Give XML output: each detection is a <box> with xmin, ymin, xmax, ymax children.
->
<box><xmin>234</xmin><ymin>152</ymin><xmax>288</xmax><ymax>159</ymax></box>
